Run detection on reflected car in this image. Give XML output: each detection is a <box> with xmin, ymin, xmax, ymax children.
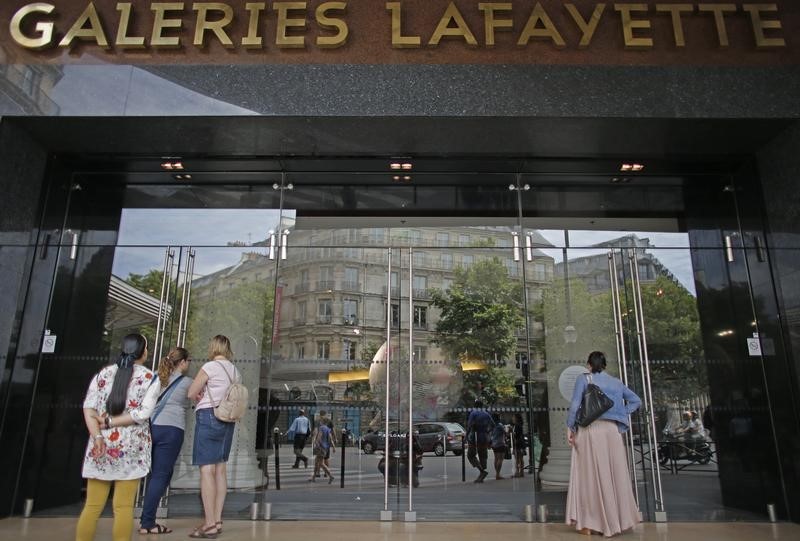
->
<box><xmin>360</xmin><ymin>422</ymin><xmax>465</xmax><ymax>456</ymax></box>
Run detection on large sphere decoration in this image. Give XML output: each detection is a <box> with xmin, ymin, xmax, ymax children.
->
<box><xmin>367</xmin><ymin>342</ymin><xmax>464</xmax><ymax>422</ymax></box>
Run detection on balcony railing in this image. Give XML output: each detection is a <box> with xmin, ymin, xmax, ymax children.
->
<box><xmin>341</xmin><ymin>280</ymin><xmax>361</xmax><ymax>291</ymax></box>
<box><xmin>295</xmin><ymin>282</ymin><xmax>310</xmax><ymax>294</ymax></box>
<box><xmin>342</xmin><ymin>316</ymin><xmax>359</xmax><ymax>326</ymax></box>
<box><xmin>316</xmin><ymin>280</ymin><xmax>335</xmax><ymax>291</ymax></box>
<box><xmin>317</xmin><ymin>315</ymin><xmax>332</xmax><ymax>324</ymax></box>
<box><xmin>413</xmin><ymin>288</ymin><xmax>431</xmax><ymax>299</ymax></box>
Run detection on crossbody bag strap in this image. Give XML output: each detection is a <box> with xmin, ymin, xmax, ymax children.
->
<box><xmin>151</xmin><ymin>375</ymin><xmax>185</xmax><ymax>424</ymax></box>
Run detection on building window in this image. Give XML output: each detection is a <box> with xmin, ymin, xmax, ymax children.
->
<box><xmin>436</xmin><ymin>232</ymin><xmax>450</xmax><ymax>247</ymax></box>
<box><xmin>370</xmin><ymin>228</ymin><xmax>385</xmax><ymax>244</ymax></box>
<box><xmin>296</xmin><ymin>343</ymin><xmax>305</xmax><ymax>360</ymax></box>
<box><xmin>413</xmin><ymin>251</ymin><xmax>425</xmax><ymax>267</ymax></box>
<box><xmin>343</xmin><ymin>340</ymin><xmax>357</xmax><ymax>361</ymax></box>
<box><xmin>319</xmin><ymin>266</ymin><xmax>334</xmax><ymax>290</ymax></box>
<box><xmin>441</xmin><ymin>253</ymin><xmax>453</xmax><ymax>269</ymax></box>
<box><xmin>462</xmin><ymin>255</ymin><xmax>474</xmax><ymax>267</ymax></box>
<box><xmin>318</xmin><ymin>299</ymin><xmax>333</xmax><ymax>323</ymax></box>
<box><xmin>343</xmin><ymin>299</ymin><xmax>358</xmax><ymax>325</ymax></box>
<box><xmin>344</xmin><ymin>267</ymin><xmax>359</xmax><ymax>290</ymax></box>
<box><xmin>413</xmin><ymin>275</ymin><xmax>428</xmax><ymax>298</ymax></box>
<box><xmin>409</xmin><ymin>230</ymin><xmax>422</xmax><ymax>244</ymax></box>
<box><xmin>413</xmin><ymin>305</ymin><xmax>427</xmax><ymax>329</ymax></box>
<box><xmin>459</xmin><ymin>234</ymin><xmax>470</xmax><ymax>247</ymax></box>
<box><xmin>387</xmin><ymin>303</ymin><xmax>400</xmax><ymax>327</ymax></box>
<box><xmin>317</xmin><ymin>341</ymin><xmax>330</xmax><ymax>359</ymax></box>
<box><xmin>296</xmin><ymin>300</ymin><xmax>307</xmax><ymax>323</ymax></box>
<box><xmin>441</xmin><ymin>278</ymin><xmax>453</xmax><ymax>291</ymax></box>
<box><xmin>413</xmin><ymin>345</ymin><xmax>427</xmax><ymax>362</ymax></box>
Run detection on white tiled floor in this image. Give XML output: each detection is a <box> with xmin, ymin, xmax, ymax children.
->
<box><xmin>1</xmin><ymin>518</ymin><xmax>798</xmax><ymax>541</ymax></box>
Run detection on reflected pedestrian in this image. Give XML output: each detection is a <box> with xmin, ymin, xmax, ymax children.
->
<box><xmin>490</xmin><ymin>414</ymin><xmax>507</xmax><ymax>480</ymax></box>
<box><xmin>466</xmin><ymin>399</ymin><xmax>495</xmax><ymax>483</ymax></box>
<box><xmin>511</xmin><ymin>413</ymin><xmax>527</xmax><ymax>478</ymax></box>
<box><xmin>288</xmin><ymin>408</ymin><xmax>310</xmax><ymax>469</ymax></box>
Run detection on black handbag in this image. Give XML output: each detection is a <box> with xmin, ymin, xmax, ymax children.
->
<box><xmin>575</xmin><ymin>374</ymin><xmax>614</xmax><ymax>428</ymax></box>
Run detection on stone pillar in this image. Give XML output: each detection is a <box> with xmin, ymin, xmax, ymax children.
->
<box><xmin>538</xmin><ymin>361</ymin><xmax>574</xmax><ymax>488</ymax></box>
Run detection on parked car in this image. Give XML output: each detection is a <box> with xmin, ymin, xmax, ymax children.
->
<box><xmin>361</xmin><ymin>422</ymin><xmax>465</xmax><ymax>456</ymax></box>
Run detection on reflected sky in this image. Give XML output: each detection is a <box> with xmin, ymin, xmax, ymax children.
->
<box><xmin>112</xmin><ymin>209</ymin><xmax>697</xmax><ymax>295</ymax></box>
<box><xmin>50</xmin><ymin>65</ymin><xmax>256</xmax><ymax>116</ymax></box>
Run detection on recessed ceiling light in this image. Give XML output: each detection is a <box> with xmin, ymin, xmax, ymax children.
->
<box><xmin>631</xmin><ymin>163</ymin><xmax>644</xmax><ymax>171</ymax></box>
<box><xmin>390</xmin><ymin>163</ymin><xmax>402</xmax><ymax>170</ymax></box>
<box><xmin>401</xmin><ymin>163</ymin><xmax>413</xmax><ymax>170</ymax></box>
<box><xmin>620</xmin><ymin>164</ymin><xmax>633</xmax><ymax>171</ymax></box>
<box><xmin>403</xmin><ymin>175</ymin><xmax>412</xmax><ymax>181</ymax></box>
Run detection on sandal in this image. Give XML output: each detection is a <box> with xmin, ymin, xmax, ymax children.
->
<box><xmin>215</xmin><ymin>522</ymin><xmax>222</xmax><ymax>534</ymax></box>
<box><xmin>140</xmin><ymin>524</ymin><xmax>173</xmax><ymax>535</ymax></box>
<box><xmin>189</xmin><ymin>525</ymin><xmax>218</xmax><ymax>539</ymax></box>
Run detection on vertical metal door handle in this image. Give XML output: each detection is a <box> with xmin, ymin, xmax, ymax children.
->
<box><xmin>281</xmin><ymin>230</ymin><xmax>290</xmax><ymax>260</ymax></box>
<box><xmin>525</xmin><ymin>234</ymin><xmax>533</xmax><ymax>262</ymax></box>
<box><xmin>512</xmin><ymin>232</ymin><xmax>520</xmax><ymax>262</ymax></box>
<box><xmin>268</xmin><ymin>230</ymin><xmax>276</xmax><ymax>260</ymax></box>
<box><xmin>725</xmin><ymin>235</ymin><xmax>735</xmax><ymax>263</ymax></box>
<box><xmin>69</xmin><ymin>231</ymin><xmax>79</xmax><ymax>260</ymax></box>
<box><xmin>753</xmin><ymin>235</ymin><xmax>766</xmax><ymax>262</ymax></box>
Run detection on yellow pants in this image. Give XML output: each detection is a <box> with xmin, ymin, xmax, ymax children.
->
<box><xmin>75</xmin><ymin>478</ymin><xmax>140</xmax><ymax>541</ymax></box>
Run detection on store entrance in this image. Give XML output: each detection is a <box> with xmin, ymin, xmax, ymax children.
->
<box><xmin>17</xmin><ymin>159</ymin><xmax>787</xmax><ymax>523</ymax></box>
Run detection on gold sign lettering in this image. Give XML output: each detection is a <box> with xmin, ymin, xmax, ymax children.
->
<box><xmin>429</xmin><ymin>2</ymin><xmax>478</xmax><ymax>46</ymax></box>
<box><xmin>58</xmin><ymin>2</ymin><xmax>109</xmax><ymax>49</ymax></box>
<box><xmin>193</xmin><ymin>3</ymin><xmax>234</xmax><ymax>47</ymax></box>
<box><xmin>316</xmin><ymin>2</ymin><xmax>348</xmax><ymax>48</ymax></box>
<box><xmin>151</xmin><ymin>3</ymin><xmax>185</xmax><ymax>48</ymax></box>
<box><xmin>698</xmin><ymin>3</ymin><xmax>736</xmax><ymax>47</ymax></box>
<box><xmin>386</xmin><ymin>1</ymin><xmax>420</xmax><ymax>48</ymax></box>
<box><xmin>614</xmin><ymin>3</ymin><xmax>653</xmax><ymax>49</ymax></box>
<box><xmin>565</xmin><ymin>3</ymin><xmax>606</xmax><ymax>48</ymax></box>
<box><xmin>10</xmin><ymin>3</ymin><xmax>55</xmax><ymax>50</ymax></box>
<box><xmin>115</xmin><ymin>3</ymin><xmax>145</xmax><ymax>48</ymax></box>
<box><xmin>656</xmin><ymin>3</ymin><xmax>693</xmax><ymax>47</ymax></box>
<box><xmin>517</xmin><ymin>2</ymin><xmax>565</xmax><ymax>47</ymax></box>
<box><xmin>478</xmin><ymin>3</ymin><xmax>513</xmax><ymax>47</ymax></box>
<box><xmin>274</xmin><ymin>1</ymin><xmax>307</xmax><ymax>48</ymax></box>
<box><xmin>242</xmin><ymin>2</ymin><xmax>265</xmax><ymax>48</ymax></box>
<box><xmin>742</xmin><ymin>3</ymin><xmax>786</xmax><ymax>47</ymax></box>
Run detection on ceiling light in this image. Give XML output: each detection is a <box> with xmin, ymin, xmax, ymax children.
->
<box><xmin>403</xmin><ymin>175</ymin><xmax>412</xmax><ymax>181</ymax></box>
<box><xmin>392</xmin><ymin>175</ymin><xmax>401</xmax><ymax>181</ymax></box>
<box><xmin>620</xmin><ymin>164</ymin><xmax>633</xmax><ymax>171</ymax></box>
<box><xmin>161</xmin><ymin>162</ymin><xmax>174</xmax><ymax>170</ymax></box>
<box><xmin>390</xmin><ymin>163</ymin><xmax>402</xmax><ymax>170</ymax></box>
<box><xmin>631</xmin><ymin>163</ymin><xmax>644</xmax><ymax>171</ymax></box>
<box><xmin>401</xmin><ymin>163</ymin><xmax>413</xmax><ymax>170</ymax></box>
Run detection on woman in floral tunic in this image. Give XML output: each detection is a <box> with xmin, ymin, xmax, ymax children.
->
<box><xmin>75</xmin><ymin>334</ymin><xmax>160</xmax><ymax>541</ymax></box>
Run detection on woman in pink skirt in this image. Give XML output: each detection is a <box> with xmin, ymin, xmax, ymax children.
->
<box><xmin>565</xmin><ymin>351</ymin><xmax>642</xmax><ymax>537</ymax></box>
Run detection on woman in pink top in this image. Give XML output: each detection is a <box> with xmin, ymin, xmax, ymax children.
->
<box><xmin>186</xmin><ymin>335</ymin><xmax>241</xmax><ymax>539</ymax></box>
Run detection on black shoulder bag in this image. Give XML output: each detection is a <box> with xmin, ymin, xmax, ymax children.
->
<box><xmin>575</xmin><ymin>373</ymin><xmax>614</xmax><ymax>428</ymax></box>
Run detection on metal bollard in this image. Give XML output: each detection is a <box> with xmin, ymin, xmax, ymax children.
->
<box><xmin>263</xmin><ymin>502</ymin><xmax>272</xmax><ymax>521</ymax></box>
<box><xmin>537</xmin><ymin>504</ymin><xmax>548</xmax><ymax>523</ymax></box>
<box><xmin>524</xmin><ymin>504</ymin><xmax>534</xmax><ymax>522</ymax></box>
<box><xmin>767</xmin><ymin>503</ymin><xmax>777</xmax><ymax>523</ymax></box>
<box><xmin>23</xmin><ymin>499</ymin><xmax>34</xmax><ymax>518</ymax></box>
<box><xmin>250</xmin><ymin>502</ymin><xmax>260</xmax><ymax>521</ymax></box>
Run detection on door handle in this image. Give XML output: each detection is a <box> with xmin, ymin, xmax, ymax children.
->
<box><xmin>724</xmin><ymin>234</ymin><xmax>735</xmax><ymax>263</ymax></box>
<box><xmin>525</xmin><ymin>234</ymin><xmax>533</xmax><ymax>262</ymax></box>
<box><xmin>268</xmin><ymin>230</ymin><xmax>276</xmax><ymax>260</ymax></box>
<box><xmin>67</xmin><ymin>230</ymin><xmax>79</xmax><ymax>260</ymax></box>
<box><xmin>511</xmin><ymin>232</ymin><xmax>520</xmax><ymax>262</ymax></box>
<box><xmin>281</xmin><ymin>229</ymin><xmax>290</xmax><ymax>260</ymax></box>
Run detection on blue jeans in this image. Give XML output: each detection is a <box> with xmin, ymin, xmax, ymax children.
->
<box><xmin>140</xmin><ymin>425</ymin><xmax>184</xmax><ymax>530</ymax></box>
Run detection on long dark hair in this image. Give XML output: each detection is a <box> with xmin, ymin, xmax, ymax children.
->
<box><xmin>106</xmin><ymin>334</ymin><xmax>147</xmax><ymax>415</ymax></box>
<box><xmin>587</xmin><ymin>351</ymin><xmax>607</xmax><ymax>374</ymax></box>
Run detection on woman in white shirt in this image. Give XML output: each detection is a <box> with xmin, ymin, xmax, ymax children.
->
<box><xmin>186</xmin><ymin>335</ymin><xmax>240</xmax><ymax>539</ymax></box>
<box><xmin>76</xmin><ymin>333</ymin><xmax>159</xmax><ymax>541</ymax></box>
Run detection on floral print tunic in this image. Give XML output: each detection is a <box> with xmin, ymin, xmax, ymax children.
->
<box><xmin>81</xmin><ymin>364</ymin><xmax>160</xmax><ymax>481</ymax></box>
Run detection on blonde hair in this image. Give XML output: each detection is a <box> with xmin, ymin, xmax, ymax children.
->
<box><xmin>208</xmin><ymin>335</ymin><xmax>233</xmax><ymax>360</ymax></box>
<box><xmin>157</xmin><ymin>347</ymin><xmax>189</xmax><ymax>387</ymax></box>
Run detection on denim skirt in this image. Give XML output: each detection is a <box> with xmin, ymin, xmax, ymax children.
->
<box><xmin>193</xmin><ymin>408</ymin><xmax>235</xmax><ymax>466</ymax></box>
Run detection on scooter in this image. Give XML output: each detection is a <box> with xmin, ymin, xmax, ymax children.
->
<box><xmin>658</xmin><ymin>429</ymin><xmax>712</xmax><ymax>465</ymax></box>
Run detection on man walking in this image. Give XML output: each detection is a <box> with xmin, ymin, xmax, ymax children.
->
<box><xmin>289</xmin><ymin>408</ymin><xmax>311</xmax><ymax>468</ymax></box>
<box><xmin>466</xmin><ymin>399</ymin><xmax>495</xmax><ymax>483</ymax></box>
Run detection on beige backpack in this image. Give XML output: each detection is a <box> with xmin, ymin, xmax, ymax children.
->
<box><xmin>207</xmin><ymin>361</ymin><xmax>248</xmax><ymax>422</ymax></box>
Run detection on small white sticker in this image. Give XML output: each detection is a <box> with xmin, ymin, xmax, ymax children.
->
<box><xmin>42</xmin><ymin>334</ymin><xmax>57</xmax><ymax>353</ymax></box>
<box><xmin>746</xmin><ymin>337</ymin><xmax>762</xmax><ymax>357</ymax></box>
